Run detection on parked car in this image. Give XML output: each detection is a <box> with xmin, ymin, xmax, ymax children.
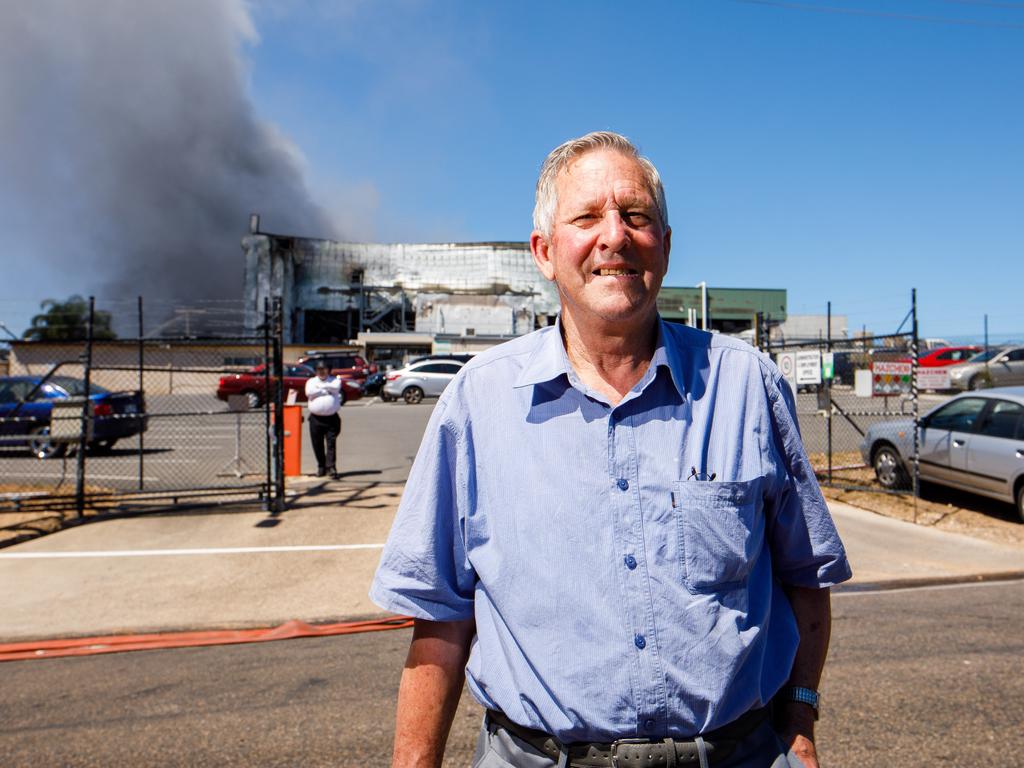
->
<box><xmin>948</xmin><ymin>346</ymin><xmax>1023</xmax><ymax>391</ymax></box>
<box><xmin>0</xmin><ymin>375</ymin><xmax>147</xmax><ymax>458</ymax></box>
<box><xmin>383</xmin><ymin>360</ymin><xmax>465</xmax><ymax>404</ymax></box>
<box><xmin>362</xmin><ymin>370</ymin><xmax>388</xmax><ymax>399</ymax></box>
<box><xmin>409</xmin><ymin>353</ymin><xmax>475</xmax><ymax>365</ymax></box>
<box><xmin>296</xmin><ymin>351</ymin><xmax>372</xmax><ymax>382</ymax></box>
<box><xmin>859</xmin><ymin>387</ymin><xmax>1024</xmax><ymax>520</ymax></box>
<box><xmin>896</xmin><ymin>345</ymin><xmax>982</xmax><ymax>368</ymax></box>
<box><xmin>216</xmin><ymin>364</ymin><xmax>363</xmax><ymax>408</ymax></box>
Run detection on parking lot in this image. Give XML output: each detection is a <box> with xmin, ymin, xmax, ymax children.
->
<box><xmin>0</xmin><ymin>393</ymin><xmax>438</xmax><ymax>498</ymax></box>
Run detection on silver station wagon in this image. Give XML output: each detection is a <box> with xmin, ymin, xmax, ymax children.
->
<box><xmin>860</xmin><ymin>387</ymin><xmax>1024</xmax><ymax>521</ymax></box>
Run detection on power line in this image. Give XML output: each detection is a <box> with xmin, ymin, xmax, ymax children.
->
<box><xmin>725</xmin><ymin>0</ymin><xmax>1024</xmax><ymax>28</ymax></box>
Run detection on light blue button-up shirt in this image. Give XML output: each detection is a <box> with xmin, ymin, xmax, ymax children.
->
<box><xmin>370</xmin><ymin>318</ymin><xmax>851</xmax><ymax>742</ymax></box>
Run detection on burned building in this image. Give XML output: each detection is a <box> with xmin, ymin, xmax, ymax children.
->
<box><xmin>242</xmin><ymin>217</ymin><xmax>559</xmax><ymax>350</ymax></box>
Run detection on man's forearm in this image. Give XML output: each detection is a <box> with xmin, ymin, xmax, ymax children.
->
<box><xmin>392</xmin><ymin>617</ymin><xmax>475</xmax><ymax>768</ymax></box>
<box><xmin>778</xmin><ymin>585</ymin><xmax>832</xmax><ymax>767</ymax></box>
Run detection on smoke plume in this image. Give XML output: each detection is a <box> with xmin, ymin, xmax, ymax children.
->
<box><xmin>0</xmin><ymin>1</ymin><xmax>333</xmax><ymax>304</ymax></box>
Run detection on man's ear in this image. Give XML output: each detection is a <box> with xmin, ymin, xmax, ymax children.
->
<box><xmin>661</xmin><ymin>226</ymin><xmax>672</xmax><ymax>276</ymax></box>
<box><xmin>530</xmin><ymin>230</ymin><xmax>556</xmax><ymax>281</ymax></box>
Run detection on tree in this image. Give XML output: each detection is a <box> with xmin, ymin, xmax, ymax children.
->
<box><xmin>22</xmin><ymin>296</ymin><xmax>117</xmax><ymax>341</ymax></box>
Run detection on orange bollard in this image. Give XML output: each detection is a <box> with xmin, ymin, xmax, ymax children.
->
<box><xmin>282</xmin><ymin>404</ymin><xmax>303</xmax><ymax>477</ymax></box>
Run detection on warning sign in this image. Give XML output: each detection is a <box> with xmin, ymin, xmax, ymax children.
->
<box><xmin>917</xmin><ymin>368</ymin><xmax>951</xmax><ymax>391</ymax></box>
<box><xmin>872</xmin><ymin>361</ymin><xmax>912</xmax><ymax>396</ymax></box>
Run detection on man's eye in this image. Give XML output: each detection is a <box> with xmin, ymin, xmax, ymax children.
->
<box><xmin>572</xmin><ymin>214</ymin><xmax>598</xmax><ymax>225</ymax></box>
<box><xmin>623</xmin><ymin>211</ymin><xmax>652</xmax><ymax>225</ymax></box>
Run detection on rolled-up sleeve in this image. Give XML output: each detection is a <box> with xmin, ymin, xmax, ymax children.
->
<box><xmin>369</xmin><ymin>398</ymin><xmax>477</xmax><ymax>620</ymax></box>
<box><xmin>763</xmin><ymin>372</ymin><xmax>853</xmax><ymax>588</ymax></box>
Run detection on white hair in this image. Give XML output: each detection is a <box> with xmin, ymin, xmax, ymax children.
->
<box><xmin>532</xmin><ymin>131</ymin><xmax>668</xmax><ymax>237</ymax></box>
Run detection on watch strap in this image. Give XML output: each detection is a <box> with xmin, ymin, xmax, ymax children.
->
<box><xmin>783</xmin><ymin>686</ymin><xmax>820</xmax><ymax>719</ymax></box>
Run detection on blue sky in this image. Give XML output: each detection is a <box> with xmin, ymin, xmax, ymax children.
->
<box><xmin>246</xmin><ymin>0</ymin><xmax>1023</xmax><ymax>341</ymax></box>
<box><xmin>4</xmin><ymin>0</ymin><xmax>1022</xmax><ymax>342</ymax></box>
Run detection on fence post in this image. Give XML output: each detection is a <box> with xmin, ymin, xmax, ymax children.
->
<box><xmin>263</xmin><ymin>297</ymin><xmax>272</xmax><ymax>511</ymax></box>
<box><xmin>911</xmin><ymin>288</ymin><xmax>920</xmax><ymax>517</ymax></box>
<box><xmin>75</xmin><ymin>297</ymin><xmax>95</xmax><ymax>518</ymax></box>
<box><xmin>271</xmin><ymin>297</ymin><xmax>286</xmax><ymax>513</ymax></box>
<box><xmin>826</xmin><ymin>301</ymin><xmax>833</xmax><ymax>486</ymax></box>
<box><xmin>138</xmin><ymin>296</ymin><xmax>145</xmax><ymax>491</ymax></box>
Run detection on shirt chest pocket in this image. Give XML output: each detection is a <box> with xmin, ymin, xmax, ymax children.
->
<box><xmin>672</xmin><ymin>478</ymin><xmax>765</xmax><ymax>593</ymax></box>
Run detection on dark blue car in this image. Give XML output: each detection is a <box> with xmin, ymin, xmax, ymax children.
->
<box><xmin>0</xmin><ymin>376</ymin><xmax>147</xmax><ymax>458</ymax></box>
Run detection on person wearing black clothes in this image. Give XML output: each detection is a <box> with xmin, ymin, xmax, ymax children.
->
<box><xmin>305</xmin><ymin>362</ymin><xmax>342</xmax><ymax>479</ymax></box>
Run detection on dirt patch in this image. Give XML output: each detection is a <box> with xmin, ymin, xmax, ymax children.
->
<box><xmin>0</xmin><ymin>484</ymin><xmax>116</xmax><ymax>549</ymax></box>
<box><xmin>812</xmin><ymin>459</ymin><xmax>1024</xmax><ymax>548</ymax></box>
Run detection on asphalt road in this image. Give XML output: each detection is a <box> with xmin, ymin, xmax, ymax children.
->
<box><xmin>2</xmin><ymin>579</ymin><xmax>1021</xmax><ymax>767</ymax></box>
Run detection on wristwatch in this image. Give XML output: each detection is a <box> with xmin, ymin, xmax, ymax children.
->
<box><xmin>782</xmin><ymin>686</ymin><xmax>820</xmax><ymax>720</ymax></box>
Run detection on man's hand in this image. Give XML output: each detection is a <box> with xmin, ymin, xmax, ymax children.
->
<box><xmin>775</xmin><ymin>701</ymin><xmax>819</xmax><ymax>767</ymax></box>
<box><xmin>391</xmin><ymin>618</ymin><xmax>475</xmax><ymax>768</ymax></box>
<box><xmin>778</xmin><ymin>585</ymin><xmax>831</xmax><ymax>768</ymax></box>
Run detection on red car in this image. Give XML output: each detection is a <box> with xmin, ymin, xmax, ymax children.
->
<box><xmin>296</xmin><ymin>352</ymin><xmax>374</xmax><ymax>382</ymax></box>
<box><xmin>216</xmin><ymin>364</ymin><xmax>363</xmax><ymax>408</ymax></box>
<box><xmin>899</xmin><ymin>346</ymin><xmax>981</xmax><ymax>368</ymax></box>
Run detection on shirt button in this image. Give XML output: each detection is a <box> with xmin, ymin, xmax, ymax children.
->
<box><xmin>624</xmin><ymin>555</ymin><xmax>638</xmax><ymax>570</ymax></box>
<box><xmin>644</xmin><ymin>718</ymin><xmax>657</xmax><ymax>732</ymax></box>
<box><xmin>634</xmin><ymin>634</ymin><xmax>646</xmax><ymax>650</ymax></box>
<box><xmin>617</xmin><ymin>478</ymin><xmax>629</xmax><ymax>491</ymax></box>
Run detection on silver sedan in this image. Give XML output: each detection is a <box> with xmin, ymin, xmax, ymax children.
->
<box><xmin>859</xmin><ymin>387</ymin><xmax>1024</xmax><ymax>521</ymax></box>
<box><xmin>948</xmin><ymin>346</ymin><xmax>1024</xmax><ymax>390</ymax></box>
<box><xmin>382</xmin><ymin>360</ymin><xmax>465</xmax><ymax>404</ymax></box>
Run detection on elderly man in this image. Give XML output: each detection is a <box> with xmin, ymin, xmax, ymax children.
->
<box><xmin>371</xmin><ymin>132</ymin><xmax>851</xmax><ymax>768</ymax></box>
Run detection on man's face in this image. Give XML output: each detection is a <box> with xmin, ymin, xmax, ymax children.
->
<box><xmin>316</xmin><ymin>366</ymin><xmax>328</xmax><ymax>380</ymax></box>
<box><xmin>530</xmin><ymin>148</ymin><xmax>670</xmax><ymax>332</ymax></box>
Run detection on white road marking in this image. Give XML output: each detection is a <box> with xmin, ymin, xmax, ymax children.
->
<box><xmin>0</xmin><ymin>543</ymin><xmax>386</xmax><ymax>559</ymax></box>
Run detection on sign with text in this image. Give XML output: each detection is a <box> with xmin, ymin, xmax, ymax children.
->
<box><xmin>872</xmin><ymin>361</ymin><xmax>912</xmax><ymax>395</ymax></box>
<box><xmin>795</xmin><ymin>350</ymin><xmax>822</xmax><ymax>386</ymax></box>
<box><xmin>776</xmin><ymin>352</ymin><xmax>797</xmax><ymax>393</ymax></box>
<box><xmin>917</xmin><ymin>368</ymin><xmax>951</xmax><ymax>391</ymax></box>
<box><xmin>822</xmin><ymin>352</ymin><xmax>835</xmax><ymax>380</ymax></box>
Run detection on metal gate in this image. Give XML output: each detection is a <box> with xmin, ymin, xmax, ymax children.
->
<box><xmin>0</xmin><ymin>297</ymin><xmax>287</xmax><ymax>527</ymax></box>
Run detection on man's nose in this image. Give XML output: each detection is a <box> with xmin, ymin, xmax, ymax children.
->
<box><xmin>597</xmin><ymin>211</ymin><xmax>630</xmax><ymax>251</ymax></box>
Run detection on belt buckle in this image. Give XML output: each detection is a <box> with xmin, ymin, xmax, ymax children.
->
<box><xmin>610</xmin><ymin>737</ymin><xmax>651</xmax><ymax>768</ymax></box>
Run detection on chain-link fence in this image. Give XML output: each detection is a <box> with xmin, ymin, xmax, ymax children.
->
<box><xmin>761</xmin><ymin>293</ymin><xmax>932</xmax><ymax>497</ymax></box>
<box><xmin>0</xmin><ymin>297</ymin><xmax>286</xmax><ymax>521</ymax></box>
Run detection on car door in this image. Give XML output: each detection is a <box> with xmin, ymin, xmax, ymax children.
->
<box><xmin>966</xmin><ymin>399</ymin><xmax>1024</xmax><ymax>499</ymax></box>
<box><xmin>410</xmin><ymin>363</ymin><xmax>445</xmax><ymax>396</ymax></box>
<box><xmin>996</xmin><ymin>349</ymin><xmax>1024</xmax><ymax>384</ymax></box>
<box><xmin>919</xmin><ymin>397</ymin><xmax>988</xmax><ymax>487</ymax></box>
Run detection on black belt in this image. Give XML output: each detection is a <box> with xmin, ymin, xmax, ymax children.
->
<box><xmin>486</xmin><ymin>707</ymin><xmax>768</xmax><ymax>768</ymax></box>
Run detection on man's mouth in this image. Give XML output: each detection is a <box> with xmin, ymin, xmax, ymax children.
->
<box><xmin>594</xmin><ymin>268</ymin><xmax>638</xmax><ymax>276</ymax></box>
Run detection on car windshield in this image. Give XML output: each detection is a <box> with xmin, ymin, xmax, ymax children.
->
<box><xmin>966</xmin><ymin>348</ymin><xmax>1006</xmax><ymax>363</ymax></box>
<box><xmin>47</xmin><ymin>377</ymin><xmax>110</xmax><ymax>396</ymax></box>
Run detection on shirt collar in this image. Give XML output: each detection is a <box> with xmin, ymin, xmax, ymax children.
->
<box><xmin>514</xmin><ymin>315</ymin><xmax>689</xmax><ymax>398</ymax></box>
<box><xmin>655</xmin><ymin>316</ymin><xmax>689</xmax><ymax>399</ymax></box>
<box><xmin>513</xmin><ymin>318</ymin><xmax>572</xmax><ymax>389</ymax></box>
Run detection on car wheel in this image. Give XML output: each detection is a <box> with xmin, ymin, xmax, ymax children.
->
<box><xmin>872</xmin><ymin>444</ymin><xmax>908</xmax><ymax>490</ymax></box>
<box><xmin>28</xmin><ymin>425</ymin><xmax>67</xmax><ymax>460</ymax></box>
<box><xmin>968</xmin><ymin>374</ymin><xmax>989</xmax><ymax>391</ymax></box>
<box><xmin>338</xmin><ymin>389</ymin><xmax>347</xmax><ymax>407</ymax></box>
<box><xmin>1016</xmin><ymin>483</ymin><xmax>1024</xmax><ymax>524</ymax></box>
<box><xmin>403</xmin><ymin>386</ymin><xmax>424</xmax><ymax>405</ymax></box>
<box><xmin>244</xmin><ymin>391</ymin><xmax>262</xmax><ymax>409</ymax></box>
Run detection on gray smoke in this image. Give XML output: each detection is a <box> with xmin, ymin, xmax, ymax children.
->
<box><xmin>0</xmin><ymin>0</ymin><xmax>334</xmax><ymax>303</ymax></box>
